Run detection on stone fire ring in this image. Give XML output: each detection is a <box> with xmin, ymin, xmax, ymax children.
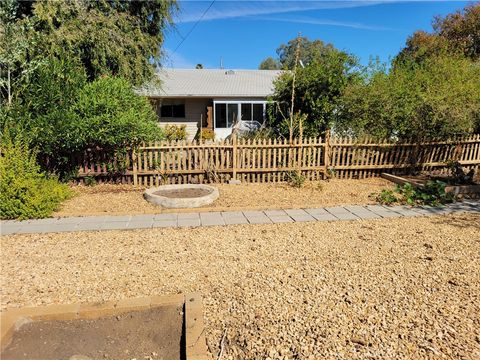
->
<box><xmin>144</xmin><ymin>184</ymin><xmax>219</xmax><ymax>208</ymax></box>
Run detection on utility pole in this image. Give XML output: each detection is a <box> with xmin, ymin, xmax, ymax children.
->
<box><xmin>289</xmin><ymin>34</ymin><xmax>301</xmax><ymax>143</ymax></box>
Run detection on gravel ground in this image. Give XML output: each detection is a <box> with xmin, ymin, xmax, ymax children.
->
<box><xmin>55</xmin><ymin>178</ymin><xmax>393</xmax><ymax>217</ymax></box>
<box><xmin>2</xmin><ymin>214</ymin><xmax>479</xmax><ymax>359</ymax></box>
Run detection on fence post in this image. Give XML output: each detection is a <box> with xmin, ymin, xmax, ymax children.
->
<box><xmin>324</xmin><ymin>129</ymin><xmax>331</xmax><ymax>178</ymax></box>
<box><xmin>132</xmin><ymin>147</ymin><xmax>138</xmax><ymax>186</ymax></box>
<box><xmin>232</xmin><ymin>133</ymin><xmax>237</xmax><ymax>181</ymax></box>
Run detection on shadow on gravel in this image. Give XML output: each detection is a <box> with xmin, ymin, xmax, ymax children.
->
<box><xmin>430</xmin><ymin>213</ymin><xmax>480</xmax><ymax>230</ymax></box>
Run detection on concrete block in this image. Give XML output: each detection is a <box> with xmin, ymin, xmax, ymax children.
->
<box><xmin>311</xmin><ymin>213</ymin><xmax>337</xmax><ymax>221</ymax></box>
<box><xmin>152</xmin><ymin>220</ymin><xmax>177</xmax><ymax>228</ymax></box>
<box><xmin>325</xmin><ymin>206</ymin><xmax>351</xmax><ymax>214</ymax></box>
<box><xmin>305</xmin><ymin>208</ymin><xmax>329</xmax><ymax>216</ymax></box>
<box><xmin>75</xmin><ymin>222</ymin><xmax>105</xmax><ymax>231</ymax></box>
<box><xmin>177</xmin><ymin>213</ymin><xmax>200</xmax><ymax>220</ymax></box>
<box><xmin>125</xmin><ymin>220</ymin><xmax>153</xmax><ymax>229</ymax></box>
<box><xmin>101</xmin><ymin>222</ymin><xmax>128</xmax><ymax>230</ymax></box>
<box><xmin>200</xmin><ymin>213</ymin><xmax>225</xmax><ymax>226</ymax></box>
<box><xmin>222</xmin><ymin>216</ymin><xmax>248</xmax><ymax>225</ymax></box>
<box><xmin>178</xmin><ymin>219</ymin><xmax>201</xmax><ymax>227</ymax></box>
<box><xmin>264</xmin><ymin>210</ymin><xmax>288</xmax><ymax>217</ymax></box>
<box><xmin>129</xmin><ymin>214</ymin><xmax>155</xmax><ymax>222</ymax></box>
<box><xmin>154</xmin><ymin>213</ymin><xmax>178</xmax><ymax>221</ymax></box>
<box><xmin>327</xmin><ymin>211</ymin><xmax>359</xmax><ymax>220</ymax></box>
<box><xmin>268</xmin><ymin>216</ymin><xmax>294</xmax><ymax>223</ymax></box>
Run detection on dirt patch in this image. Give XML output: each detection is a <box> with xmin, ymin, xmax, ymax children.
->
<box><xmin>1</xmin><ymin>306</ymin><xmax>183</xmax><ymax>360</ymax></box>
<box><xmin>55</xmin><ymin>178</ymin><xmax>393</xmax><ymax>217</ymax></box>
<box><xmin>2</xmin><ymin>214</ymin><xmax>479</xmax><ymax>359</ymax></box>
<box><xmin>153</xmin><ymin>188</ymin><xmax>212</xmax><ymax>199</ymax></box>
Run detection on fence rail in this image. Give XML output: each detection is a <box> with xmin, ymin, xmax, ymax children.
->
<box><xmin>75</xmin><ymin>133</ymin><xmax>480</xmax><ymax>185</ymax></box>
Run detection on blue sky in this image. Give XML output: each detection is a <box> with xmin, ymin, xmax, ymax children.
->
<box><xmin>163</xmin><ymin>1</ymin><xmax>472</xmax><ymax>69</ymax></box>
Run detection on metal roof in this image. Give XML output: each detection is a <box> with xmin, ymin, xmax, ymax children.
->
<box><xmin>137</xmin><ymin>69</ymin><xmax>282</xmax><ymax>98</ymax></box>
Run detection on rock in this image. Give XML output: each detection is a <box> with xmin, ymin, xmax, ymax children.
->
<box><xmin>69</xmin><ymin>355</ymin><xmax>93</xmax><ymax>360</ymax></box>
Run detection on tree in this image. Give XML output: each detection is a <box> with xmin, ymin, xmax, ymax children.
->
<box><xmin>195</xmin><ymin>64</ymin><xmax>204</xmax><ymax>69</ymax></box>
<box><xmin>337</xmin><ymin>55</ymin><xmax>480</xmax><ymax>140</ymax></box>
<box><xmin>276</xmin><ymin>36</ymin><xmax>336</xmax><ymax>69</ymax></box>
<box><xmin>258</xmin><ymin>57</ymin><xmax>280</xmax><ymax>70</ymax></box>
<box><xmin>269</xmin><ymin>42</ymin><xmax>358</xmax><ymax>138</ymax></box>
<box><xmin>1</xmin><ymin>0</ymin><xmax>178</xmax><ymax>86</ymax></box>
<box><xmin>396</xmin><ymin>3</ymin><xmax>480</xmax><ymax>64</ymax></box>
<box><xmin>2</xmin><ymin>57</ymin><xmax>163</xmax><ymax>178</ymax></box>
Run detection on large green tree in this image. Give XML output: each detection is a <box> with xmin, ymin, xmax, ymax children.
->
<box><xmin>3</xmin><ymin>56</ymin><xmax>162</xmax><ymax>179</ymax></box>
<box><xmin>268</xmin><ymin>37</ymin><xmax>358</xmax><ymax>138</ymax></box>
<box><xmin>396</xmin><ymin>3</ymin><xmax>480</xmax><ymax>64</ymax></box>
<box><xmin>0</xmin><ymin>0</ymin><xmax>177</xmax><ymax>92</ymax></box>
<box><xmin>337</xmin><ymin>55</ymin><xmax>480</xmax><ymax>140</ymax></box>
<box><xmin>258</xmin><ymin>57</ymin><xmax>280</xmax><ymax>70</ymax></box>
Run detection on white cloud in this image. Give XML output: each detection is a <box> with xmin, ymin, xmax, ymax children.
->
<box><xmin>175</xmin><ymin>1</ymin><xmax>386</xmax><ymax>24</ymax></box>
<box><xmin>254</xmin><ymin>15</ymin><xmax>397</xmax><ymax>31</ymax></box>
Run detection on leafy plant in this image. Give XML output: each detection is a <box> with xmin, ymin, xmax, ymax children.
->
<box><xmin>375</xmin><ymin>189</ymin><xmax>398</xmax><ymax>205</ymax></box>
<box><xmin>3</xmin><ymin>70</ymin><xmax>163</xmax><ymax>179</ymax></box>
<box><xmin>374</xmin><ymin>180</ymin><xmax>454</xmax><ymax>207</ymax></box>
<box><xmin>446</xmin><ymin>160</ymin><xmax>475</xmax><ymax>184</ymax></box>
<box><xmin>0</xmin><ymin>131</ymin><xmax>72</xmax><ymax>220</ymax></box>
<box><xmin>197</xmin><ymin>128</ymin><xmax>215</xmax><ymax>141</ymax></box>
<box><xmin>83</xmin><ymin>175</ymin><xmax>96</xmax><ymax>187</ymax></box>
<box><xmin>164</xmin><ymin>124</ymin><xmax>187</xmax><ymax>141</ymax></box>
<box><xmin>287</xmin><ymin>170</ymin><xmax>306</xmax><ymax>188</ymax></box>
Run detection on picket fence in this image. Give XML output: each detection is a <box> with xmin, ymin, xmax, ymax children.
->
<box><xmin>76</xmin><ymin>133</ymin><xmax>480</xmax><ymax>186</ymax></box>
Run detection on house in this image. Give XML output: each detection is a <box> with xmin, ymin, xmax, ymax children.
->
<box><xmin>137</xmin><ymin>69</ymin><xmax>281</xmax><ymax>140</ymax></box>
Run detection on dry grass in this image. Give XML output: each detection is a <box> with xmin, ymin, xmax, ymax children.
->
<box><xmin>2</xmin><ymin>214</ymin><xmax>479</xmax><ymax>359</ymax></box>
<box><xmin>55</xmin><ymin>178</ymin><xmax>393</xmax><ymax>217</ymax></box>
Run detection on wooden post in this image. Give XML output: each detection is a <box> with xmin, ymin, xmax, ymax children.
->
<box><xmin>132</xmin><ymin>147</ymin><xmax>138</xmax><ymax>186</ymax></box>
<box><xmin>324</xmin><ymin>129</ymin><xmax>331</xmax><ymax>178</ymax></box>
<box><xmin>232</xmin><ymin>133</ymin><xmax>237</xmax><ymax>181</ymax></box>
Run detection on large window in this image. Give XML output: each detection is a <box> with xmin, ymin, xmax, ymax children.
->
<box><xmin>215</xmin><ymin>101</ymin><xmax>266</xmax><ymax>128</ymax></box>
<box><xmin>215</xmin><ymin>103</ymin><xmax>239</xmax><ymax>128</ymax></box>
<box><xmin>160</xmin><ymin>101</ymin><xmax>185</xmax><ymax>118</ymax></box>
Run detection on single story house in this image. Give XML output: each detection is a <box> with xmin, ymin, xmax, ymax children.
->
<box><xmin>137</xmin><ymin>69</ymin><xmax>281</xmax><ymax>140</ymax></box>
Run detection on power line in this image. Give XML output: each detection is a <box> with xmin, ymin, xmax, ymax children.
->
<box><xmin>172</xmin><ymin>0</ymin><xmax>215</xmax><ymax>54</ymax></box>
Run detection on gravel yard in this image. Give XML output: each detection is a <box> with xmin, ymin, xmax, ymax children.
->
<box><xmin>2</xmin><ymin>214</ymin><xmax>479</xmax><ymax>359</ymax></box>
<box><xmin>55</xmin><ymin>178</ymin><xmax>393</xmax><ymax>217</ymax></box>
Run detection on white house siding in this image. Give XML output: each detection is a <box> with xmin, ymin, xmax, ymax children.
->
<box><xmin>155</xmin><ymin>97</ymin><xmax>211</xmax><ymax>140</ymax></box>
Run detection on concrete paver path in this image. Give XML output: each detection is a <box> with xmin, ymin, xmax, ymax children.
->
<box><xmin>1</xmin><ymin>201</ymin><xmax>479</xmax><ymax>236</ymax></box>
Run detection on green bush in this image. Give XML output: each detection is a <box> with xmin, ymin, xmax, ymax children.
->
<box><xmin>287</xmin><ymin>170</ymin><xmax>306</xmax><ymax>188</ymax></box>
<box><xmin>164</xmin><ymin>124</ymin><xmax>187</xmax><ymax>141</ymax></box>
<box><xmin>375</xmin><ymin>189</ymin><xmax>398</xmax><ymax>205</ymax></box>
<box><xmin>374</xmin><ymin>180</ymin><xmax>454</xmax><ymax>207</ymax></box>
<box><xmin>3</xmin><ymin>58</ymin><xmax>163</xmax><ymax>179</ymax></box>
<box><xmin>196</xmin><ymin>128</ymin><xmax>215</xmax><ymax>141</ymax></box>
<box><xmin>0</xmin><ymin>133</ymin><xmax>72</xmax><ymax>220</ymax></box>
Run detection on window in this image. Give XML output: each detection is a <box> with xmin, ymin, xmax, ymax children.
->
<box><xmin>214</xmin><ymin>101</ymin><xmax>266</xmax><ymax>128</ymax></box>
<box><xmin>253</xmin><ymin>104</ymin><xmax>263</xmax><ymax>122</ymax></box>
<box><xmin>160</xmin><ymin>101</ymin><xmax>185</xmax><ymax>118</ymax></box>
<box><xmin>241</xmin><ymin>103</ymin><xmax>252</xmax><ymax>121</ymax></box>
<box><xmin>215</xmin><ymin>103</ymin><xmax>227</xmax><ymax>128</ymax></box>
<box><xmin>227</xmin><ymin>104</ymin><xmax>238</xmax><ymax>127</ymax></box>
<box><xmin>216</xmin><ymin>103</ymin><xmax>239</xmax><ymax>128</ymax></box>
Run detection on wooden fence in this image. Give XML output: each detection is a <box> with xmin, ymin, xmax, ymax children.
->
<box><xmin>76</xmin><ymin>134</ymin><xmax>480</xmax><ymax>185</ymax></box>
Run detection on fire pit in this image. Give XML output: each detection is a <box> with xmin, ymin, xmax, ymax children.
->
<box><xmin>144</xmin><ymin>184</ymin><xmax>219</xmax><ymax>208</ymax></box>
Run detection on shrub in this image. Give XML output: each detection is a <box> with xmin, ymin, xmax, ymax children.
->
<box><xmin>374</xmin><ymin>180</ymin><xmax>454</xmax><ymax>207</ymax></box>
<box><xmin>197</xmin><ymin>128</ymin><xmax>215</xmax><ymax>141</ymax></box>
<box><xmin>287</xmin><ymin>170</ymin><xmax>306</xmax><ymax>188</ymax></box>
<box><xmin>164</xmin><ymin>124</ymin><xmax>187</xmax><ymax>141</ymax></box>
<box><xmin>239</xmin><ymin>128</ymin><xmax>275</xmax><ymax>140</ymax></box>
<box><xmin>4</xmin><ymin>57</ymin><xmax>163</xmax><ymax>179</ymax></box>
<box><xmin>0</xmin><ymin>133</ymin><xmax>72</xmax><ymax>220</ymax></box>
<box><xmin>375</xmin><ymin>189</ymin><xmax>398</xmax><ymax>205</ymax></box>
<box><xmin>446</xmin><ymin>160</ymin><xmax>475</xmax><ymax>185</ymax></box>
